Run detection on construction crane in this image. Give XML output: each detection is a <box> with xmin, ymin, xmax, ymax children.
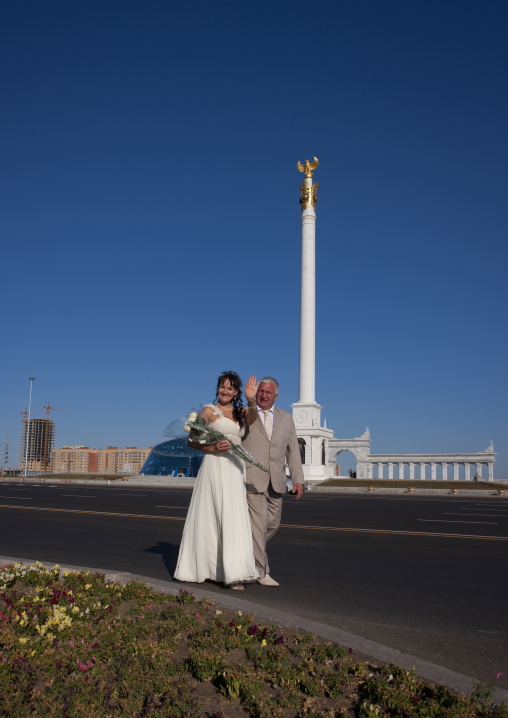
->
<box><xmin>19</xmin><ymin>409</ymin><xmax>44</xmax><ymax>419</ymax></box>
<box><xmin>41</xmin><ymin>404</ymin><xmax>71</xmax><ymax>472</ymax></box>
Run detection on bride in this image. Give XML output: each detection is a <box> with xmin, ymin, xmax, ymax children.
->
<box><xmin>173</xmin><ymin>372</ymin><xmax>260</xmax><ymax>590</ymax></box>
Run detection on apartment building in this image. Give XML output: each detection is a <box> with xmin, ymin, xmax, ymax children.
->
<box><xmin>51</xmin><ymin>446</ymin><xmax>152</xmax><ymax>474</ymax></box>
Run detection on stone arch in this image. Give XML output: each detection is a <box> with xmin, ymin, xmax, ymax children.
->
<box><xmin>333</xmin><ymin>449</ymin><xmax>357</xmax><ymax>477</ymax></box>
<box><xmin>328</xmin><ymin>441</ymin><xmax>365</xmax><ymax>467</ymax></box>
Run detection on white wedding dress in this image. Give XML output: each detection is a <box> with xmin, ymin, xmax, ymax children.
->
<box><xmin>173</xmin><ymin>405</ymin><xmax>259</xmax><ymax>586</ymax></box>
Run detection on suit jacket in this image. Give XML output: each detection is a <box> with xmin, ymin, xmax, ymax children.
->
<box><xmin>242</xmin><ymin>406</ymin><xmax>304</xmax><ymax>494</ymax></box>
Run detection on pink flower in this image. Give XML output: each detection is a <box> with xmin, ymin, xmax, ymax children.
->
<box><xmin>496</xmin><ymin>672</ymin><xmax>503</xmax><ymax>680</ymax></box>
<box><xmin>77</xmin><ymin>658</ymin><xmax>94</xmax><ymax>672</ymax></box>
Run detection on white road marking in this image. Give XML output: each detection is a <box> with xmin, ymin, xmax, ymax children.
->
<box><xmin>418</xmin><ymin>519</ymin><xmax>497</xmax><ymax>524</ymax></box>
<box><xmin>444</xmin><ymin>513</ymin><xmax>508</xmax><ymax>517</ymax></box>
<box><xmin>473</xmin><ymin>503</ymin><xmax>508</xmax><ymax>507</ymax></box>
<box><xmin>155</xmin><ymin>491</ymin><xmax>193</xmax><ymax>495</ymax></box>
<box><xmin>114</xmin><ymin>493</ymin><xmax>147</xmax><ymax>496</ymax></box>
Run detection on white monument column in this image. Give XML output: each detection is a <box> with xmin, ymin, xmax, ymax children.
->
<box><xmin>292</xmin><ymin>158</ymin><xmax>334</xmax><ymax>480</ymax></box>
<box><xmin>299</xmin><ymin>173</ymin><xmax>316</xmax><ymax>403</ymax></box>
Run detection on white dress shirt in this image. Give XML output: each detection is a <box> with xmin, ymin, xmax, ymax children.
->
<box><xmin>257</xmin><ymin>405</ymin><xmax>274</xmax><ymax>428</ymax></box>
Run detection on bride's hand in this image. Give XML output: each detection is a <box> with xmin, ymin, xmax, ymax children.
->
<box><xmin>215</xmin><ymin>440</ymin><xmax>231</xmax><ymax>453</ymax></box>
<box><xmin>244</xmin><ymin>375</ymin><xmax>259</xmax><ymax>404</ymax></box>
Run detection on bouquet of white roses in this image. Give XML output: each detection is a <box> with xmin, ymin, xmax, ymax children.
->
<box><xmin>184</xmin><ymin>411</ymin><xmax>269</xmax><ymax>473</ymax></box>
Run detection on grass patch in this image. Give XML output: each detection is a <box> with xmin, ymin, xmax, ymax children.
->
<box><xmin>1</xmin><ymin>561</ymin><xmax>506</xmax><ymax>717</ymax></box>
<box><xmin>319</xmin><ymin>479</ymin><xmax>507</xmax><ymax>492</ymax></box>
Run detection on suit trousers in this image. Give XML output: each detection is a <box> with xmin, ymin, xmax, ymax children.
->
<box><xmin>246</xmin><ymin>484</ymin><xmax>282</xmax><ymax>579</ymax></box>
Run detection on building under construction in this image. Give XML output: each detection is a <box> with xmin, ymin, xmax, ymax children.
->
<box><xmin>19</xmin><ymin>417</ymin><xmax>55</xmax><ymax>472</ymax></box>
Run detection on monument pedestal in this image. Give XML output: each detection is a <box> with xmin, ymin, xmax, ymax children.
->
<box><xmin>292</xmin><ymin>401</ymin><xmax>335</xmax><ymax>480</ymax></box>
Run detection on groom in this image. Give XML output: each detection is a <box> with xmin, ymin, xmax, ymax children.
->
<box><xmin>242</xmin><ymin>377</ymin><xmax>304</xmax><ymax>586</ymax></box>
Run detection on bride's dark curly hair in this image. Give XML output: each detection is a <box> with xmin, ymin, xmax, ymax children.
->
<box><xmin>215</xmin><ymin>371</ymin><xmax>245</xmax><ymax>428</ymax></box>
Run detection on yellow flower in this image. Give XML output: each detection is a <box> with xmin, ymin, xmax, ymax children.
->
<box><xmin>84</xmin><ymin>584</ymin><xmax>92</xmax><ymax>590</ymax></box>
<box><xmin>262</xmin><ymin>639</ymin><xmax>267</xmax><ymax>646</ymax></box>
<box><xmin>19</xmin><ymin>637</ymin><xmax>29</xmax><ymax>645</ymax></box>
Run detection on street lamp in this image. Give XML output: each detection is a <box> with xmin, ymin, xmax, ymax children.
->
<box><xmin>23</xmin><ymin>377</ymin><xmax>35</xmax><ymax>479</ymax></box>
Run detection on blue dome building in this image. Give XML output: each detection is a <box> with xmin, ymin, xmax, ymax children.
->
<box><xmin>140</xmin><ymin>438</ymin><xmax>204</xmax><ymax>477</ymax></box>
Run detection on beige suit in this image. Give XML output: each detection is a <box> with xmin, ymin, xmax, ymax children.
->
<box><xmin>242</xmin><ymin>406</ymin><xmax>304</xmax><ymax>578</ymax></box>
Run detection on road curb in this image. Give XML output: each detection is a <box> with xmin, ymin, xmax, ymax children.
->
<box><xmin>2</xmin><ymin>477</ymin><xmax>506</xmax><ymax>495</ymax></box>
<box><xmin>1</xmin><ymin>554</ymin><xmax>506</xmax><ymax>706</ymax></box>
<box><xmin>311</xmin><ymin>486</ymin><xmax>506</xmax><ymax>496</ymax></box>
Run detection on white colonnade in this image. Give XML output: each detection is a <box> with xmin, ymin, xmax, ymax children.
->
<box><xmin>370</xmin><ymin>456</ymin><xmax>495</xmax><ymax>482</ymax></box>
<box><xmin>326</xmin><ymin>435</ymin><xmax>496</xmax><ymax>481</ymax></box>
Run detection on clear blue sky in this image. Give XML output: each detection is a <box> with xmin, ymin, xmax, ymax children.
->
<box><xmin>2</xmin><ymin>1</ymin><xmax>507</xmax><ymax>476</ymax></box>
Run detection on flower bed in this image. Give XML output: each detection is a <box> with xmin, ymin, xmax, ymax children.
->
<box><xmin>0</xmin><ymin>562</ymin><xmax>505</xmax><ymax>717</ymax></box>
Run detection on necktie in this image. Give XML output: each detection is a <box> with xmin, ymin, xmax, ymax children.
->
<box><xmin>263</xmin><ymin>410</ymin><xmax>273</xmax><ymax>441</ymax></box>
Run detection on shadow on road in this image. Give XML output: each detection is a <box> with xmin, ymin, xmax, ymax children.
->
<box><xmin>143</xmin><ymin>541</ymin><xmax>180</xmax><ymax>579</ymax></box>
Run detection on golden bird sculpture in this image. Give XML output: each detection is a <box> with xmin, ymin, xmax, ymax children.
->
<box><xmin>297</xmin><ymin>157</ymin><xmax>319</xmax><ymax>177</ymax></box>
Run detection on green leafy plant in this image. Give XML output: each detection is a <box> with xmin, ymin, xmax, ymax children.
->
<box><xmin>0</xmin><ymin>561</ymin><xmax>506</xmax><ymax>718</ymax></box>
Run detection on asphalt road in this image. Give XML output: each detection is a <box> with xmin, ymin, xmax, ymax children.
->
<box><xmin>0</xmin><ymin>483</ymin><xmax>507</xmax><ymax>689</ymax></box>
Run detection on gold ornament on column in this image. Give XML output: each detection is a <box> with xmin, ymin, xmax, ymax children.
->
<box><xmin>299</xmin><ymin>182</ymin><xmax>311</xmax><ymax>211</ymax></box>
<box><xmin>297</xmin><ymin>157</ymin><xmax>319</xmax><ymax>178</ymax></box>
<box><xmin>297</xmin><ymin>157</ymin><xmax>319</xmax><ymax>212</ymax></box>
<box><xmin>311</xmin><ymin>182</ymin><xmax>318</xmax><ymax>209</ymax></box>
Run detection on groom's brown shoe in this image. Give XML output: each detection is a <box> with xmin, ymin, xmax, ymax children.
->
<box><xmin>257</xmin><ymin>574</ymin><xmax>279</xmax><ymax>587</ymax></box>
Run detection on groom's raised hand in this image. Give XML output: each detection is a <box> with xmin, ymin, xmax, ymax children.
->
<box><xmin>244</xmin><ymin>375</ymin><xmax>259</xmax><ymax>405</ymax></box>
